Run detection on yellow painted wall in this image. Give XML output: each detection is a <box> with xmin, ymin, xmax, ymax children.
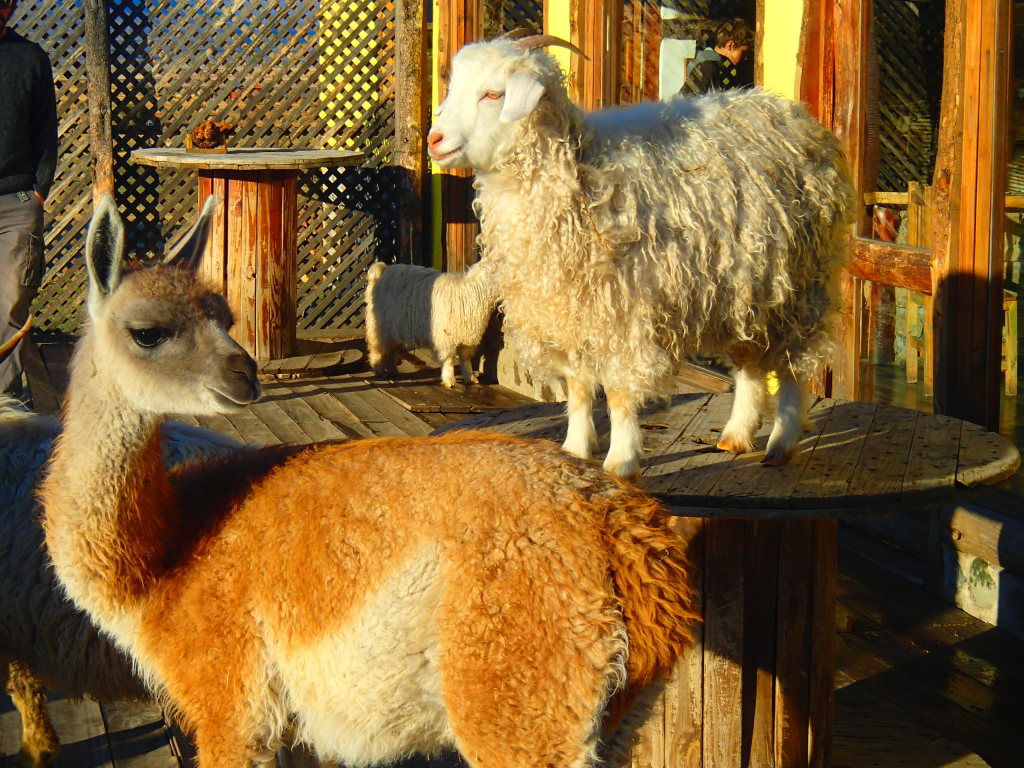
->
<box><xmin>760</xmin><ymin>0</ymin><xmax>804</xmax><ymax>99</ymax></box>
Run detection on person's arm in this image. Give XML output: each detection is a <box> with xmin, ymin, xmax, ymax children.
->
<box><xmin>32</xmin><ymin>54</ymin><xmax>58</xmax><ymax>202</ymax></box>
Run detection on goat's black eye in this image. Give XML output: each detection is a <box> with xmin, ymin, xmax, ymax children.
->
<box><xmin>129</xmin><ymin>327</ymin><xmax>173</xmax><ymax>348</ymax></box>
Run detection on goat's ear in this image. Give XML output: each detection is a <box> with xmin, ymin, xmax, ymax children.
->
<box><xmin>164</xmin><ymin>194</ymin><xmax>218</xmax><ymax>271</ymax></box>
<box><xmin>500</xmin><ymin>71</ymin><xmax>545</xmax><ymax>123</ymax></box>
<box><xmin>85</xmin><ymin>195</ymin><xmax>126</xmax><ymax>317</ymax></box>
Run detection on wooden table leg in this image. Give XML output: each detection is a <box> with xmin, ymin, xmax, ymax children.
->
<box><xmin>632</xmin><ymin>516</ymin><xmax>837</xmax><ymax>768</ymax></box>
<box><xmin>199</xmin><ymin>170</ymin><xmax>297</xmax><ymax>361</ymax></box>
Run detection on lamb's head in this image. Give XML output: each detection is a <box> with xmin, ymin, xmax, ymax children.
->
<box><xmin>82</xmin><ymin>196</ymin><xmax>260</xmax><ymax>416</ymax></box>
<box><xmin>428</xmin><ymin>33</ymin><xmax>583</xmax><ymax>172</ymax></box>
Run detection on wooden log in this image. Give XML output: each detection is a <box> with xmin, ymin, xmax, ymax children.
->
<box><xmin>437</xmin><ymin>0</ymin><xmax>483</xmax><ymax>271</ymax></box>
<box><xmin>848</xmin><ymin>240</ymin><xmax>933</xmax><ymax>294</ymax></box>
<box><xmin>83</xmin><ymin>0</ymin><xmax>114</xmax><ymax>205</ymax></box>
<box><xmin>394</xmin><ymin>0</ymin><xmax>429</xmax><ymax>265</ymax></box>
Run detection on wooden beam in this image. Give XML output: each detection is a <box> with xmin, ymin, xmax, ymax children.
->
<box><xmin>933</xmin><ymin>0</ymin><xmax>1011</xmax><ymax>429</ymax></box>
<box><xmin>571</xmin><ymin>0</ymin><xmax>621</xmax><ymax>110</ymax></box>
<box><xmin>83</xmin><ymin>0</ymin><xmax>114</xmax><ymax>207</ymax></box>
<box><xmin>394</xmin><ymin>0</ymin><xmax>429</xmax><ymax>265</ymax></box>
<box><xmin>848</xmin><ymin>241</ymin><xmax>933</xmax><ymax>294</ymax></box>
<box><xmin>437</xmin><ymin>0</ymin><xmax>485</xmax><ymax>271</ymax></box>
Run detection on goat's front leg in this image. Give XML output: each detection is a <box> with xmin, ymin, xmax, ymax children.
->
<box><xmin>604</xmin><ymin>389</ymin><xmax>643</xmax><ymax>481</ymax></box>
<box><xmin>562</xmin><ymin>376</ymin><xmax>598</xmax><ymax>459</ymax></box>
<box><xmin>763</xmin><ymin>369</ymin><xmax>808</xmax><ymax>465</ymax></box>
<box><xmin>717</xmin><ymin>366</ymin><xmax>766</xmax><ymax>454</ymax></box>
<box><xmin>440</xmin><ymin>355</ymin><xmax>458</xmax><ymax>388</ymax></box>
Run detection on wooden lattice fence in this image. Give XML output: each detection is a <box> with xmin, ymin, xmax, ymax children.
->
<box><xmin>13</xmin><ymin>0</ymin><xmax>405</xmax><ymax>335</ymax></box>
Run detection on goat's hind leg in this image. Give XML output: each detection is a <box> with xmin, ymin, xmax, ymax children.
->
<box><xmin>717</xmin><ymin>366</ymin><xmax>766</xmax><ymax>454</ymax></box>
<box><xmin>604</xmin><ymin>389</ymin><xmax>643</xmax><ymax>480</ymax></box>
<box><xmin>763</xmin><ymin>369</ymin><xmax>808</xmax><ymax>466</ymax></box>
<box><xmin>562</xmin><ymin>377</ymin><xmax>598</xmax><ymax>460</ymax></box>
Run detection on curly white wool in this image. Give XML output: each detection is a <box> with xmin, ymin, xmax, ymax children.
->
<box><xmin>364</xmin><ymin>259</ymin><xmax>499</xmax><ymax>387</ymax></box>
<box><xmin>429</xmin><ymin>39</ymin><xmax>856</xmax><ymax>476</ymax></box>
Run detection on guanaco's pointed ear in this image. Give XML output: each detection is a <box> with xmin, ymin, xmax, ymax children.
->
<box><xmin>500</xmin><ymin>71</ymin><xmax>545</xmax><ymax>123</ymax></box>
<box><xmin>164</xmin><ymin>195</ymin><xmax>218</xmax><ymax>271</ymax></box>
<box><xmin>85</xmin><ymin>195</ymin><xmax>126</xmax><ymax>317</ymax></box>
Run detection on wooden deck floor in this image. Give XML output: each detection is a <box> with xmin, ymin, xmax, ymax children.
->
<box><xmin>5</xmin><ymin>335</ymin><xmax>1022</xmax><ymax>768</ymax></box>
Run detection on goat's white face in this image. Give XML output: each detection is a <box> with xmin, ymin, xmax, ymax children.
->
<box><xmin>85</xmin><ymin>197</ymin><xmax>261</xmax><ymax>416</ymax></box>
<box><xmin>428</xmin><ymin>42</ymin><xmax>546</xmax><ymax>173</ymax></box>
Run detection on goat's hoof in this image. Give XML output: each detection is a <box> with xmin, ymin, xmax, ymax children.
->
<box><xmin>603</xmin><ymin>455</ymin><xmax>640</xmax><ymax>482</ymax></box>
<box><xmin>716</xmin><ymin>434</ymin><xmax>753</xmax><ymax>454</ymax></box>
<box><xmin>761</xmin><ymin>448</ymin><xmax>793</xmax><ymax>466</ymax></box>
<box><xmin>441</xmin><ymin>379</ymin><xmax>456</xmax><ymax>388</ymax></box>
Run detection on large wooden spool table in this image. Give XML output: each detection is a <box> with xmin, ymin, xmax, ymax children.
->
<box><xmin>435</xmin><ymin>393</ymin><xmax>1020</xmax><ymax>768</ymax></box>
<box><xmin>131</xmin><ymin>148</ymin><xmax>364</xmax><ymax>362</ymax></box>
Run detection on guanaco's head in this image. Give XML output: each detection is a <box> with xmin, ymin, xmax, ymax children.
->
<box><xmin>83</xmin><ymin>196</ymin><xmax>261</xmax><ymax>416</ymax></box>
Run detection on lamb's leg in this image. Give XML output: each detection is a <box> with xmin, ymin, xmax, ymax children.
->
<box><xmin>763</xmin><ymin>369</ymin><xmax>808</xmax><ymax>466</ymax></box>
<box><xmin>562</xmin><ymin>377</ymin><xmax>598</xmax><ymax>459</ymax></box>
<box><xmin>604</xmin><ymin>389</ymin><xmax>642</xmax><ymax>480</ymax></box>
<box><xmin>458</xmin><ymin>347</ymin><xmax>479</xmax><ymax>385</ymax></box>
<box><xmin>717</xmin><ymin>366</ymin><xmax>766</xmax><ymax>454</ymax></box>
<box><xmin>2</xmin><ymin>660</ymin><xmax>60</xmax><ymax>768</ymax></box>
<box><xmin>441</xmin><ymin>355</ymin><xmax>458</xmax><ymax>387</ymax></box>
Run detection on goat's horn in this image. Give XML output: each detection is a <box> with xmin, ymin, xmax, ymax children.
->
<box><xmin>498</xmin><ymin>28</ymin><xmax>536</xmax><ymax>41</ymax></box>
<box><xmin>0</xmin><ymin>316</ymin><xmax>32</xmax><ymax>365</ymax></box>
<box><xmin>514</xmin><ymin>34</ymin><xmax>590</xmax><ymax>60</ymax></box>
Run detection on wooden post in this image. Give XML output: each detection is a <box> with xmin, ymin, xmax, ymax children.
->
<box><xmin>437</xmin><ymin>0</ymin><xmax>485</xmax><ymax>272</ymax></box>
<box><xmin>571</xmin><ymin>0</ymin><xmax>621</xmax><ymax>110</ymax></box>
<box><xmin>932</xmin><ymin>0</ymin><xmax>1011</xmax><ymax>429</ymax></box>
<box><xmin>394</xmin><ymin>0</ymin><xmax>429</xmax><ymax>265</ymax></box>
<box><xmin>83</xmin><ymin>0</ymin><xmax>114</xmax><ymax>207</ymax></box>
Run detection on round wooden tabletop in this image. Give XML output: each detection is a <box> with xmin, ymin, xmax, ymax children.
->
<box><xmin>130</xmin><ymin>147</ymin><xmax>365</xmax><ymax>171</ymax></box>
<box><xmin>435</xmin><ymin>393</ymin><xmax>1021</xmax><ymax>519</ymax></box>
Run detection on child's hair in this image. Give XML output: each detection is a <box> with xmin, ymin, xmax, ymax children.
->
<box><xmin>715</xmin><ymin>18</ymin><xmax>754</xmax><ymax>48</ymax></box>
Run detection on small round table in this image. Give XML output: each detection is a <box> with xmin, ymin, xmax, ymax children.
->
<box><xmin>435</xmin><ymin>393</ymin><xmax>1020</xmax><ymax>768</ymax></box>
<box><xmin>131</xmin><ymin>148</ymin><xmax>365</xmax><ymax>361</ymax></box>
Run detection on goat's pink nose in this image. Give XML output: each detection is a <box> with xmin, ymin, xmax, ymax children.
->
<box><xmin>427</xmin><ymin>130</ymin><xmax>443</xmax><ymax>150</ymax></box>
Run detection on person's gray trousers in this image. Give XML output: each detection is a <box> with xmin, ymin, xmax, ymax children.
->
<box><xmin>0</xmin><ymin>190</ymin><xmax>44</xmax><ymax>397</ymax></box>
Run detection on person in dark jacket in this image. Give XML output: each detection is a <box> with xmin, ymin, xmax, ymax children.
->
<box><xmin>679</xmin><ymin>18</ymin><xmax>754</xmax><ymax>96</ymax></box>
<box><xmin>0</xmin><ymin>0</ymin><xmax>56</xmax><ymax>399</ymax></box>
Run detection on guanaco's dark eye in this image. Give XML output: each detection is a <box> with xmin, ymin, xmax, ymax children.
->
<box><xmin>129</xmin><ymin>327</ymin><xmax>172</xmax><ymax>348</ymax></box>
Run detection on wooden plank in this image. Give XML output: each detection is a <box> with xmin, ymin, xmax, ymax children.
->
<box><xmin>318</xmin><ymin>378</ymin><xmax>425</xmax><ymax>437</ymax></box>
<box><xmin>640</xmin><ymin>394</ymin><xmax>713</xmax><ymax>482</ymax></box>
<box><xmin>743</xmin><ymin>520</ymin><xmax>779</xmax><ymax>768</ymax></box>
<box><xmin>790</xmin><ymin>401</ymin><xmax>876</xmax><ymax>504</ymax></box>
<box><xmin>100</xmin><ymin>700</ymin><xmax>180</xmax><ymax>768</ymax></box>
<box><xmin>956</xmin><ymin>419</ymin><xmax>1022</xmax><ymax>487</ymax></box>
<box><xmin>185</xmin><ymin>412</ymin><xmax>248</xmax><ymax>445</ymax></box>
<box><xmin>376</xmin><ymin>381</ymin><xmax>535</xmax><ymax>414</ymax></box>
<box><xmin>662</xmin><ymin>395</ymin><xmax>749</xmax><ymax>500</ymax></box>
<box><xmin>807</xmin><ymin>520</ymin><xmax>837</xmax><ymax>768</ymax></box>
<box><xmin>848</xmin><ymin>239</ymin><xmax>933</xmax><ymax>293</ymax></box>
<box><xmin>45</xmin><ymin>697</ymin><xmax>113</xmax><ymax>768</ymax></box>
<box><xmin>246</xmin><ymin>398</ymin><xmax>314</xmax><ymax>445</ymax></box>
<box><xmin>710</xmin><ymin>397</ymin><xmax>835</xmax><ymax>508</ymax></box>
<box><xmin>702</xmin><ymin>518</ymin><xmax>745</xmax><ymax>768</ymax></box>
<box><xmin>214</xmin><ymin>408</ymin><xmax>279</xmax><ymax>446</ymax></box>
<box><xmin>901</xmin><ymin>411</ymin><xmax>962</xmax><ymax>499</ymax></box>
<box><xmin>663</xmin><ymin>516</ymin><xmax>704</xmax><ymax>768</ymax></box>
<box><xmin>260</xmin><ymin>384</ymin><xmax>350</xmax><ymax>443</ymax></box>
<box><xmin>844</xmin><ymin>403</ymin><xmax>919</xmax><ymax>503</ymax></box>
<box><xmin>282</xmin><ymin>381</ymin><xmax>378</xmax><ymax>439</ymax></box>
<box><xmin>773</xmin><ymin>520</ymin><xmax>814</xmax><ymax>768</ymax></box>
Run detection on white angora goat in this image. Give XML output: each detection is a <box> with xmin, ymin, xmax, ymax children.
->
<box><xmin>364</xmin><ymin>258</ymin><xmax>498</xmax><ymax>387</ymax></box>
<box><xmin>0</xmin><ymin>391</ymin><xmax>244</xmax><ymax>767</ymax></box>
<box><xmin>427</xmin><ymin>34</ymin><xmax>856</xmax><ymax>478</ymax></box>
